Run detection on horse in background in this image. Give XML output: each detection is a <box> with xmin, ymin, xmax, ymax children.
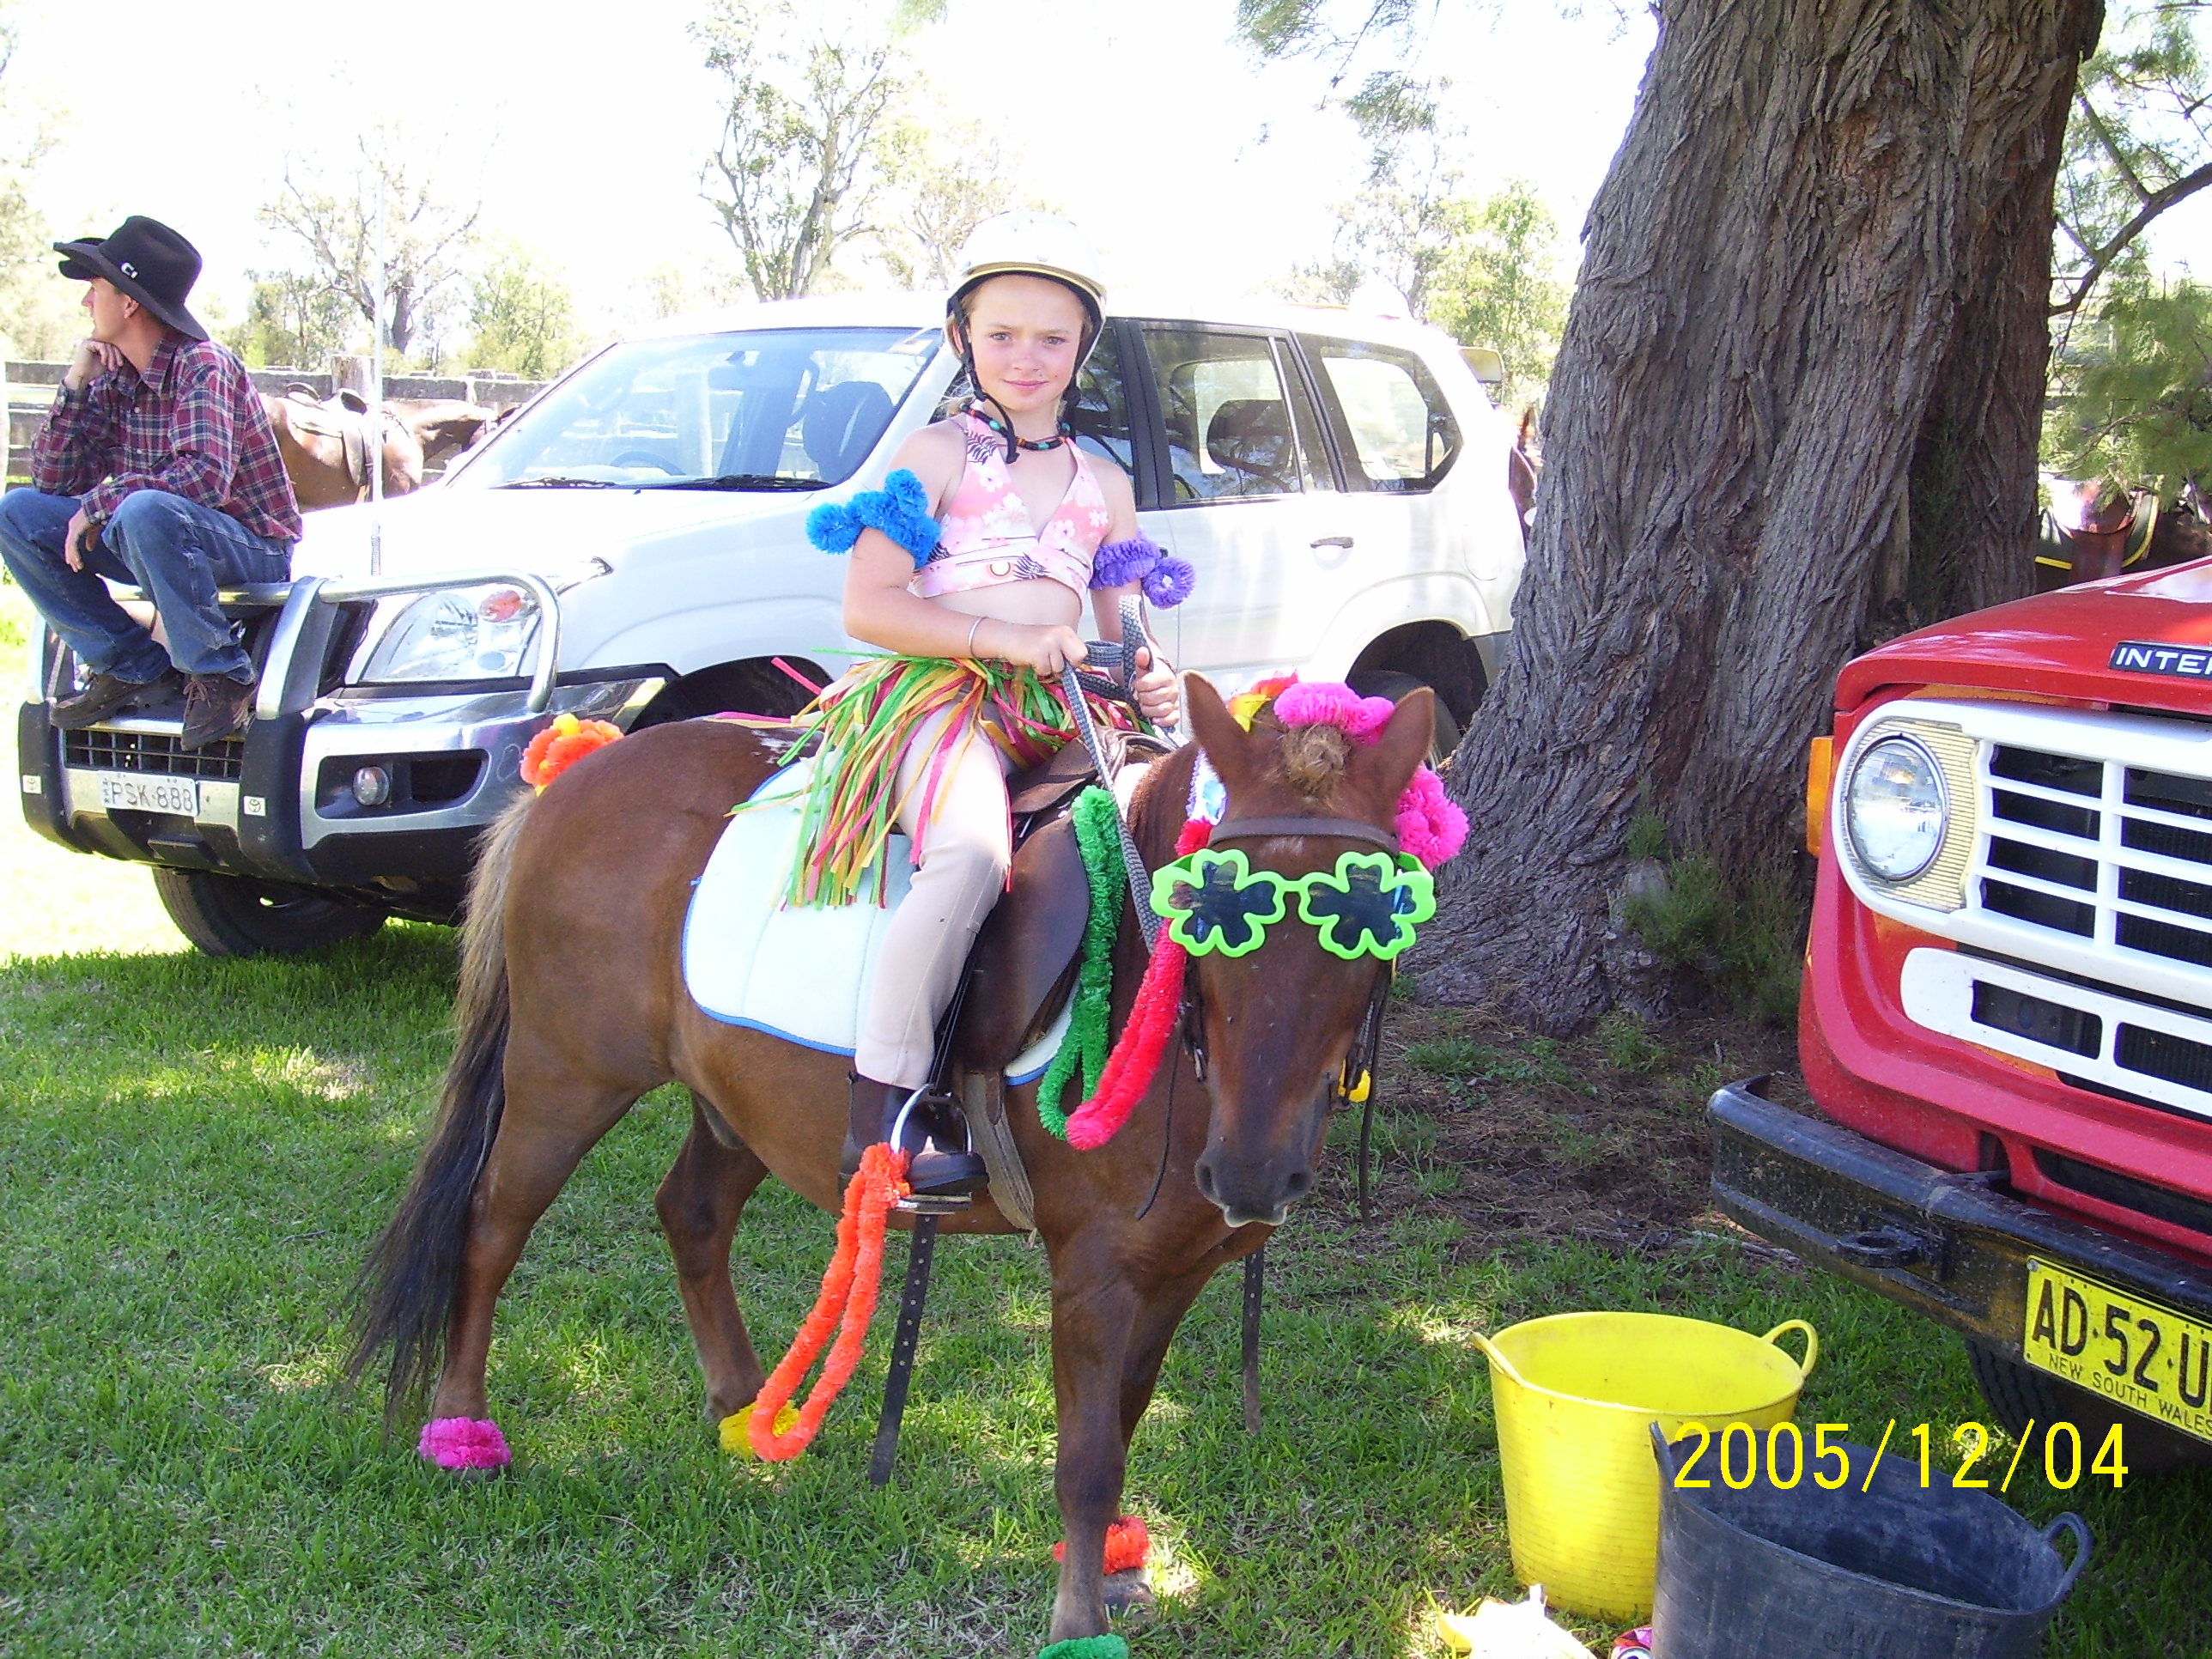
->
<box><xmin>264</xmin><ymin>387</ymin><xmax>424</xmax><ymax>509</ymax></box>
<box><xmin>1507</xmin><ymin>406</ymin><xmax>1539</xmax><ymax>544</ymax></box>
<box><xmin>2037</xmin><ymin>476</ymin><xmax>2212</xmax><ymax>591</ymax></box>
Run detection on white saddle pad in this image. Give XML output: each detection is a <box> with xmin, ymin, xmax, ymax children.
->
<box><xmin>683</xmin><ymin>757</ymin><xmax>1067</xmax><ymax>1083</ymax></box>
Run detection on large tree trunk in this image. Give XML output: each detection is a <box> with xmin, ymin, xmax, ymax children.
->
<box><xmin>1419</xmin><ymin>0</ymin><xmax>2101</xmax><ymax>1027</ymax></box>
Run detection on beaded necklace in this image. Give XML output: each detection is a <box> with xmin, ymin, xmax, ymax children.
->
<box><xmin>970</xmin><ymin>401</ymin><xmax>1070</xmax><ymax>451</ymax></box>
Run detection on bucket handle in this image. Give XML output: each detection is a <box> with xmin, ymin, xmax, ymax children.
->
<box><xmin>1760</xmin><ymin>1318</ymin><xmax>1820</xmax><ymax>1380</ymax></box>
<box><xmin>1470</xmin><ymin>1332</ymin><xmax>1528</xmax><ymax>1391</ymax></box>
<box><xmin>2041</xmin><ymin>1513</ymin><xmax>2094</xmax><ymax>1605</ymax></box>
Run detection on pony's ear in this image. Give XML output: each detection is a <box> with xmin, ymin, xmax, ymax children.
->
<box><xmin>1183</xmin><ymin>673</ymin><xmax>1254</xmax><ymax>785</ymax></box>
<box><xmin>1364</xmin><ymin>688</ymin><xmax>1436</xmax><ymax>801</ymax></box>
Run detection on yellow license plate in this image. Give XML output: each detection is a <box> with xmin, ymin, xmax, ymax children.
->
<box><xmin>2023</xmin><ymin>1260</ymin><xmax>2212</xmax><ymax>1446</ymax></box>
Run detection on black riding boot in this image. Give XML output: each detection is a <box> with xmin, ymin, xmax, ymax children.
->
<box><xmin>842</xmin><ymin>1074</ymin><xmax>987</xmax><ymax>1198</ymax></box>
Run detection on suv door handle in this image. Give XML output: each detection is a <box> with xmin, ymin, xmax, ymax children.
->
<box><xmin>1310</xmin><ymin>536</ymin><xmax>1353</xmax><ymax>549</ymax></box>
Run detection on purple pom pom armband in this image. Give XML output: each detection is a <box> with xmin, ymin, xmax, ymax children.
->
<box><xmin>1089</xmin><ymin>534</ymin><xmax>1196</xmax><ymax>608</ymax></box>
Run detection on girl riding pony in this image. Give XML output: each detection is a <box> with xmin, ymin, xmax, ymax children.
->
<box><xmin>799</xmin><ymin>213</ymin><xmax>1192</xmax><ymax>1196</ymax></box>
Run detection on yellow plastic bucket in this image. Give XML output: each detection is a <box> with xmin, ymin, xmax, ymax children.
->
<box><xmin>1474</xmin><ymin>1312</ymin><xmax>1818</xmax><ymax>1623</ymax></box>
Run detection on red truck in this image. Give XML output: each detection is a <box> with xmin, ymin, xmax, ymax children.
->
<box><xmin>1712</xmin><ymin>561</ymin><xmax>2212</xmax><ymax>1472</ymax></box>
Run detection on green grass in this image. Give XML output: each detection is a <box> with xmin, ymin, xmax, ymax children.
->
<box><xmin>3</xmin><ymin>579</ymin><xmax>2210</xmax><ymax>1655</ymax></box>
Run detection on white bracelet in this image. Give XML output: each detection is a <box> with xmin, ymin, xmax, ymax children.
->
<box><xmin>965</xmin><ymin>616</ymin><xmax>984</xmax><ymax>658</ymax></box>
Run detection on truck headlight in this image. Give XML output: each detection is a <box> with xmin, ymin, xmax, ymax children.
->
<box><xmin>1845</xmin><ymin>735</ymin><xmax>1948</xmax><ymax>882</ymax></box>
<box><xmin>357</xmin><ymin>584</ymin><xmax>542</xmax><ymax>684</ymax></box>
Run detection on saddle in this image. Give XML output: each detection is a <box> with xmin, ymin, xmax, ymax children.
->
<box><xmin>279</xmin><ymin>386</ymin><xmax>397</xmax><ymax>501</ymax></box>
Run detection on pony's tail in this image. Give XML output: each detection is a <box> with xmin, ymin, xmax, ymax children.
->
<box><xmin>346</xmin><ymin>790</ymin><xmax>535</xmax><ymax>1426</ymax></box>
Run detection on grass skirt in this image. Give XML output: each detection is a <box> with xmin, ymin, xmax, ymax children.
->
<box><xmin>765</xmin><ymin>655</ymin><xmax>1110</xmax><ymax>908</ymax></box>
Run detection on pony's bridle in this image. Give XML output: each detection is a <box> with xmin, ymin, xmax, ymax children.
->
<box><xmin>1184</xmin><ymin>814</ymin><xmax>1403</xmax><ymax>1221</ymax></box>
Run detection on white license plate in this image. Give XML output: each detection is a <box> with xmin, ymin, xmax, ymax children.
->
<box><xmin>96</xmin><ymin>772</ymin><xmax>198</xmax><ymax>816</ymax></box>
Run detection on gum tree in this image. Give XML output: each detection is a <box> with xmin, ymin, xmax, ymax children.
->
<box><xmin>1244</xmin><ymin>1</ymin><xmax>2104</xmax><ymax>1025</ymax></box>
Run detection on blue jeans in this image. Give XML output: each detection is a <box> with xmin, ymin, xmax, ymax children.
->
<box><xmin>0</xmin><ymin>487</ymin><xmax>293</xmax><ymax>684</ymax></box>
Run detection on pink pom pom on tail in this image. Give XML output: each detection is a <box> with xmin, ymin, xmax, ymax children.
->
<box><xmin>417</xmin><ymin>1416</ymin><xmax>511</xmax><ymax>1470</ymax></box>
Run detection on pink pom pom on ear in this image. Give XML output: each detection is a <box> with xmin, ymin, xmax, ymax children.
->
<box><xmin>1396</xmin><ymin>766</ymin><xmax>1468</xmax><ymax>869</ymax></box>
<box><xmin>417</xmin><ymin>1416</ymin><xmax>511</xmax><ymax>1470</ymax></box>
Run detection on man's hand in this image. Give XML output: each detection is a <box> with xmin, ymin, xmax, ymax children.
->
<box><xmin>1131</xmin><ymin>647</ymin><xmax>1181</xmax><ymax>726</ymax></box>
<box><xmin>62</xmin><ymin>509</ymin><xmax>95</xmax><ymax>572</ymax></box>
<box><xmin>63</xmin><ymin>337</ymin><xmax>123</xmax><ymax>392</ymax></box>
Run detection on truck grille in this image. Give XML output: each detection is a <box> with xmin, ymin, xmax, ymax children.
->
<box><xmin>1881</xmin><ymin>704</ymin><xmax>2212</xmax><ymax>1122</ymax></box>
<box><xmin>64</xmin><ymin>728</ymin><xmax>246</xmax><ymax>781</ymax></box>
<box><xmin>1982</xmin><ymin>744</ymin><xmax>2212</xmax><ymax>971</ymax></box>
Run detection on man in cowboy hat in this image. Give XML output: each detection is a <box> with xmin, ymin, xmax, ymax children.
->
<box><xmin>0</xmin><ymin>216</ymin><xmax>301</xmax><ymax>749</ymax></box>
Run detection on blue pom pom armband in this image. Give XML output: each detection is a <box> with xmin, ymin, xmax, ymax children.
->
<box><xmin>805</xmin><ymin>468</ymin><xmax>942</xmax><ymax>567</ymax></box>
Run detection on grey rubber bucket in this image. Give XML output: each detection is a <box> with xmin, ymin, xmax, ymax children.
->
<box><xmin>1648</xmin><ymin>1425</ymin><xmax>2091</xmax><ymax>1658</ymax></box>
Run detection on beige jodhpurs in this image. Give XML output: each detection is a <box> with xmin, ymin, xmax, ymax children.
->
<box><xmin>854</xmin><ymin>709</ymin><xmax>1013</xmax><ymax>1088</ymax></box>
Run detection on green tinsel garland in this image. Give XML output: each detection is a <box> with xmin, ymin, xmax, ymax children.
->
<box><xmin>1037</xmin><ymin>1638</ymin><xmax>1128</xmax><ymax>1659</ymax></box>
<box><xmin>1036</xmin><ymin>787</ymin><xmax>1127</xmax><ymax>1139</ymax></box>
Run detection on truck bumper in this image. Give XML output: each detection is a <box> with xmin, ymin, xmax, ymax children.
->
<box><xmin>1709</xmin><ymin>1079</ymin><xmax>2212</xmax><ymax>1351</ymax></box>
<box><xmin>18</xmin><ymin>674</ymin><xmax>659</xmax><ymax>902</ymax></box>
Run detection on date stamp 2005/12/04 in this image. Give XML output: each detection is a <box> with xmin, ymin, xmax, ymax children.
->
<box><xmin>1668</xmin><ymin>1419</ymin><xmax>2133</xmax><ymax>1492</ymax></box>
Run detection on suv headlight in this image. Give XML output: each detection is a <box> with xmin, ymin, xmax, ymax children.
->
<box><xmin>1844</xmin><ymin>734</ymin><xmax>1948</xmax><ymax>881</ymax></box>
<box><xmin>356</xmin><ymin>583</ymin><xmax>543</xmax><ymax>684</ymax></box>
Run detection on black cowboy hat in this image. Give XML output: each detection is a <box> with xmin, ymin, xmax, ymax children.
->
<box><xmin>53</xmin><ymin>216</ymin><xmax>209</xmax><ymax>343</ymax></box>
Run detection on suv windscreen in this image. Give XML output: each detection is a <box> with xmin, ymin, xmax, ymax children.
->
<box><xmin>452</xmin><ymin>327</ymin><xmax>940</xmax><ymax>491</ymax></box>
<box><xmin>1298</xmin><ymin>336</ymin><xmax>1460</xmax><ymax>493</ymax></box>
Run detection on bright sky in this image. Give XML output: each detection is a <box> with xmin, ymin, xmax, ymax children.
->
<box><xmin>5</xmin><ymin>0</ymin><xmax>1655</xmax><ymax>350</ymax></box>
<box><xmin>13</xmin><ymin>0</ymin><xmax>2212</xmax><ymax>354</ymax></box>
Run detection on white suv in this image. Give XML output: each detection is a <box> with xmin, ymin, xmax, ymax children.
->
<box><xmin>18</xmin><ymin>293</ymin><xmax>1527</xmax><ymax>953</ymax></box>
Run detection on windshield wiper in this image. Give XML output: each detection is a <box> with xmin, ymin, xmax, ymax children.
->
<box><xmin>496</xmin><ymin>476</ymin><xmax>624</xmax><ymax>489</ymax></box>
<box><xmin>636</xmin><ymin>474</ymin><xmax>833</xmax><ymax>491</ymax></box>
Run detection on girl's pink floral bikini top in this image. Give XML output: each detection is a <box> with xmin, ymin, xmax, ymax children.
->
<box><xmin>909</xmin><ymin>410</ymin><xmax>1111</xmax><ymax>599</ymax></box>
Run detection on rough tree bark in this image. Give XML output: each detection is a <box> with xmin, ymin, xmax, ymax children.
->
<box><xmin>1420</xmin><ymin>0</ymin><xmax>2103</xmax><ymax>1027</ymax></box>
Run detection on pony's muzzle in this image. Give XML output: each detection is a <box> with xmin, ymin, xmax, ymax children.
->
<box><xmin>1194</xmin><ymin>1154</ymin><xmax>1311</xmax><ymax>1229</ymax></box>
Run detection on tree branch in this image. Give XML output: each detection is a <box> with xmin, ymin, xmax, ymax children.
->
<box><xmin>2054</xmin><ymin>157</ymin><xmax>2212</xmax><ymax>315</ymax></box>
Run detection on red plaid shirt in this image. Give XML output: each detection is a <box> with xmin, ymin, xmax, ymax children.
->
<box><xmin>31</xmin><ymin>335</ymin><xmax>302</xmax><ymax>543</ymax></box>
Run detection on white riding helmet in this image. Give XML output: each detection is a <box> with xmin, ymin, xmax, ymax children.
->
<box><xmin>949</xmin><ymin>211</ymin><xmax>1107</xmax><ymax>313</ymax></box>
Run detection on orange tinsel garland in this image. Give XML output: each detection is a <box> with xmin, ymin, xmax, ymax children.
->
<box><xmin>520</xmin><ymin>714</ymin><xmax>623</xmax><ymax>790</ymax></box>
<box><xmin>746</xmin><ymin>1142</ymin><xmax>909</xmax><ymax>1461</ymax></box>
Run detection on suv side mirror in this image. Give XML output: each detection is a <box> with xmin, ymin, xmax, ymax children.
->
<box><xmin>1460</xmin><ymin>347</ymin><xmax>1505</xmax><ymax>387</ymax></box>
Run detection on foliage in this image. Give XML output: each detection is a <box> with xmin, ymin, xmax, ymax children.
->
<box><xmin>1280</xmin><ymin>70</ymin><xmax>1569</xmax><ymax>403</ymax></box>
<box><xmin>0</xmin><ymin>3</ymin><xmax>74</xmax><ymax>362</ymax></box>
<box><xmin>1622</xmin><ymin>851</ymin><xmax>1804</xmax><ymax>1027</ymax></box>
<box><xmin>694</xmin><ymin>0</ymin><xmax>918</xmax><ymax>301</ymax></box>
<box><xmin>2053</xmin><ymin>3</ymin><xmax>2212</xmax><ymax>318</ymax></box>
<box><xmin>464</xmin><ymin>240</ymin><xmax>582</xmax><ymax>380</ymax></box>
<box><xmin>225</xmin><ymin>274</ymin><xmax>354</xmax><ymax>371</ymax></box>
<box><xmin>871</xmin><ymin>112</ymin><xmax>1044</xmax><ymax>290</ymax></box>
<box><xmin>2043</xmin><ymin>273</ymin><xmax>2212</xmax><ymax>491</ymax></box>
<box><xmin>1425</xmin><ymin>180</ymin><xmax>1569</xmax><ymax>406</ymax></box>
<box><xmin>257</xmin><ymin>125</ymin><xmax>483</xmax><ymax>364</ymax></box>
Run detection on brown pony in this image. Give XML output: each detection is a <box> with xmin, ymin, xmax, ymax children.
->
<box><xmin>349</xmin><ymin>677</ymin><xmax>1435</xmax><ymax>1645</ymax></box>
<box><xmin>262</xmin><ymin>389</ymin><xmax>425</xmax><ymax>510</ymax></box>
<box><xmin>1507</xmin><ymin>406</ymin><xmax>1539</xmax><ymax>544</ymax></box>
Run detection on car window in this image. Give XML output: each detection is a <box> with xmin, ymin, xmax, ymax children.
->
<box><xmin>1066</xmin><ymin>329</ymin><xmax>1134</xmax><ymax>471</ymax></box>
<box><xmin>1298</xmin><ymin>337</ymin><xmax>1460</xmax><ymax>493</ymax></box>
<box><xmin>1139</xmin><ymin>325</ymin><xmax>1314</xmax><ymax>504</ymax></box>
<box><xmin>452</xmin><ymin>327</ymin><xmax>939</xmax><ymax>489</ymax></box>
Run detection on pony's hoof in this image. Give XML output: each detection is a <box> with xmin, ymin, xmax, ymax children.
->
<box><xmin>417</xmin><ymin>1416</ymin><xmax>510</xmax><ymax>1471</ymax></box>
<box><xmin>1102</xmin><ymin>1568</ymin><xmax>1155</xmax><ymax>1619</ymax></box>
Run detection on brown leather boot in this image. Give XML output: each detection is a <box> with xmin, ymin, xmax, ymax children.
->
<box><xmin>842</xmin><ymin>1074</ymin><xmax>986</xmax><ymax>1197</ymax></box>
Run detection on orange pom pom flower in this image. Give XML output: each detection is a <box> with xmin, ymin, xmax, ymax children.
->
<box><xmin>520</xmin><ymin>714</ymin><xmax>623</xmax><ymax>790</ymax></box>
